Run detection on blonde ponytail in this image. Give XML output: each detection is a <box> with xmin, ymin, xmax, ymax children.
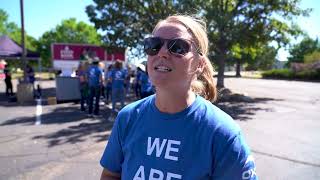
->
<box><xmin>192</xmin><ymin>56</ymin><xmax>217</xmax><ymax>102</ymax></box>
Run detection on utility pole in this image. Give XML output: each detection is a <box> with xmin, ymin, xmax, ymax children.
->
<box><xmin>20</xmin><ymin>0</ymin><xmax>27</xmax><ymax>82</ymax></box>
<box><xmin>17</xmin><ymin>0</ymin><xmax>33</xmax><ymax>103</ymax></box>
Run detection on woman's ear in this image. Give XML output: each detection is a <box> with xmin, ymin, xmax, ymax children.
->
<box><xmin>196</xmin><ymin>57</ymin><xmax>205</xmax><ymax>74</ymax></box>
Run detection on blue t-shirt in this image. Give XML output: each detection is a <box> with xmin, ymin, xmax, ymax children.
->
<box><xmin>139</xmin><ymin>72</ymin><xmax>153</xmax><ymax>93</ymax></box>
<box><xmin>123</xmin><ymin>68</ymin><xmax>129</xmax><ymax>79</ymax></box>
<box><xmin>135</xmin><ymin>70</ymin><xmax>142</xmax><ymax>84</ymax></box>
<box><xmin>105</xmin><ymin>71</ymin><xmax>112</xmax><ymax>88</ymax></box>
<box><xmin>111</xmin><ymin>69</ymin><xmax>126</xmax><ymax>89</ymax></box>
<box><xmin>100</xmin><ymin>95</ymin><xmax>257</xmax><ymax>180</ymax></box>
<box><xmin>87</xmin><ymin>65</ymin><xmax>102</xmax><ymax>87</ymax></box>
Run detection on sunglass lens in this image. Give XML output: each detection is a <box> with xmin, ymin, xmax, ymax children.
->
<box><xmin>144</xmin><ymin>37</ymin><xmax>162</xmax><ymax>56</ymax></box>
<box><xmin>167</xmin><ymin>39</ymin><xmax>190</xmax><ymax>55</ymax></box>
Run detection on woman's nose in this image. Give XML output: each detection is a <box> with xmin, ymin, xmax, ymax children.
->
<box><xmin>157</xmin><ymin>42</ymin><xmax>169</xmax><ymax>58</ymax></box>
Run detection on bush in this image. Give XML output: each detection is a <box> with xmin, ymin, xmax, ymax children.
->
<box><xmin>262</xmin><ymin>69</ymin><xmax>320</xmax><ymax>80</ymax></box>
<box><xmin>261</xmin><ymin>69</ymin><xmax>294</xmax><ymax>79</ymax></box>
<box><xmin>295</xmin><ymin>70</ymin><xmax>320</xmax><ymax>80</ymax></box>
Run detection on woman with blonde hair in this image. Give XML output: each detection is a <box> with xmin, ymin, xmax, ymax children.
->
<box><xmin>100</xmin><ymin>14</ymin><xmax>257</xmax><ymax>180</ymax></box>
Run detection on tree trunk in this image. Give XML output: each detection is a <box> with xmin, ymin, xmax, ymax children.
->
<box><xmin>236</xmin><ymin>59</ymin><xmax>241</xmax><ymax>77</ymax></box>
<box><xmin>216</xmin><ymin>34</ymin><xmax>228</xmax><ymax>88</ymax></box>
<box><xmin>217</xmin><ymin>54</ymin><xmax>226</xmax><ymax>88</ymax></box>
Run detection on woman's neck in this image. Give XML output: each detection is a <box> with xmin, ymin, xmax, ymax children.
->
<box><xmin>155</xmin><ymin>88</ymin><xmax>196</xmax><ymax>114</ymax></box>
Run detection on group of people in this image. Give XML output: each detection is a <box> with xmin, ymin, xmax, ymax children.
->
<box><xmin>76</xmin><ymin>59</ymin><xmax>154</xmax><ymax>117</ymax></box>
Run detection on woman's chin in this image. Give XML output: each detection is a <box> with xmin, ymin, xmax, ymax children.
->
<box><xmin>150</xmin><ymin>74</ymin><xmax>169</xmax><ymax>84</ymax></box>
<box><xmin>151</xmin><ymin>79</ymin><xmax>168</xmax><ymax>87</ymax></box>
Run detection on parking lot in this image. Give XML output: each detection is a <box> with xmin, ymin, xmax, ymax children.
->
<box><xmin>0</xmin><ymin>78</ymin><xmax>319</xmax><ymax>179</ymax></box>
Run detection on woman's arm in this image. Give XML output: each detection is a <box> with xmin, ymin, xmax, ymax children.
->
<box><xmin>100</xmin><ymin>168</ymin><xmax>121</xmax><ymax>180</ymax></box>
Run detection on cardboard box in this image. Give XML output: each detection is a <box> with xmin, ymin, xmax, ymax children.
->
<box><xmin>47</xmin><ymin>97</ymin><xmax>57</xmax><ymax>105</ymax></box>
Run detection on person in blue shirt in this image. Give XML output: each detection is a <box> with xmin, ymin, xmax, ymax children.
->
<box><xmin>100</xmin><ymin>14</ymin><xmax>258</xmax><ymax>180</ymax></box>
<box><xmin>87</xmin><ymin>58</ymin><xmax>103</xmax><ymax>116</ymax></box>
<box><xmin>109</xmin><ymin>60</ymin><xmax>126</xmax><ymax>113</ymax></box>
<box><xmin>135</xmin><ymin>66</ymin><xmax>143</xmax><ymax>99</ymax></box>
<box><xmin>104</xmin><ymin>65</ymin><xmax>113</xmax><ymax>104</ymax></box>
<box><xmin>26</xmin><ymin>65</ymin><xmax>35</xmax><ymax>84</ymax></box>
<box><xmin>122</xmin><ymin>66</ymin><xmax>131</xmax><ymax>97</ymax></box>
<box><xmin>26</xmin><ymin>64</ymin><xmax>36</xmax><ymax>97</ymax></box>
<box><xmin>138</xmin><ymin>64</ymin><xmax>154</xmax><ymax>99</ymax></box>
<box><xmin>77</xmin><ymin>62</ymin><xmax>88</xmax><ymax>112</ymax></box>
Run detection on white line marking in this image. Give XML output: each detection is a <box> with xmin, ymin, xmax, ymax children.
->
<box><xmin>35</xmin><ymin>99</ymin><xmax>42</xmax><ymax>125</ymax></box>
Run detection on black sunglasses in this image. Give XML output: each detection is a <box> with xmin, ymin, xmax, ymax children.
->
<box><xmin>143</xmin><ymin>37</ymin><xmax>201</xmax><ymax>56</ymax></box>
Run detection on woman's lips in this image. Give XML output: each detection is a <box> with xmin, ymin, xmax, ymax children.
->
<box><xmin>154</xmin><ymin>65</ymin><xmax>172</xmax><ymax>72</ymax></box>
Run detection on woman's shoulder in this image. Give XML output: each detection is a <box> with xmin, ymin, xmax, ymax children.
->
<box><xmin>116</xmin><ymin>95</ymin><xmax>154</xmax><ymax>121</ymax></box>
<box><xmin>197</xmin><ymin>96</ymin><xmax>241</xmax><ymax>137</ymax></box>
<box><xmin>124</xmin><ymin>95</ymin><xmax>152</xmax><ymax>108</ymax></box>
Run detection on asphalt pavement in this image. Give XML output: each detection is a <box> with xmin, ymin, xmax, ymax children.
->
<box><xmin>0</xmin><ymin>78</ymin><xmax>319</xmax><ymax>180</ymax></box>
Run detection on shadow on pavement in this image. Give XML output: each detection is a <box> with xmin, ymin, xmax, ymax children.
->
<box><xmin>0</xmin><ymin>86</ymin><xmax>56</xmax><ymax>107</ymax></box>
<box><xmin>0</xmin><ymin>102</ymin><xmax>115</xmax><ymax>147</ymax></box>
<box><xmin>39</xmin><ymin>87</ymin><xmax>56</xmax><ymax>99</ymax></box>
<box><xmin>214</xmin><ymin>88</ymin><xmax>284</xmax><ymax>121</ymax></box>
<box><xmin>0</xmin><ymin>86</ymin><xmax>282</xmax><ymax>147</ymax></box>
<box><xmin>0</xmin><ymin>90</ymin><xmax>138</xmax><ymax>147</ymax></box>
<box><xmin>32</xmin><ymin>120</ymin><xmax>113</xmax><ymax>147</ymax></box>
<box><xmin>0</xmin><ymin>92</ymin><xmax>37</xmax><ymax>107</ymax></box>
<box><xmin>216</xmin><ymin>97</ymin><xmax>282</xmax><ymax>121</ymax></box>
<box><xmin>0</xmin><ymin>106</ymin><xmax>89</xmax><ymax>126</ymax></box>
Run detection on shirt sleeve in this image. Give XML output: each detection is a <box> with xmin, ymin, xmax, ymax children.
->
<box><xmin>100</xmin><ymin>116</ymin><xmax>124</xmax><ymax>173</ymax></box>
<box><xmin>212</xmin><ymin>133</ymin><xmax>258</xmax><ymax>180</ymax></box>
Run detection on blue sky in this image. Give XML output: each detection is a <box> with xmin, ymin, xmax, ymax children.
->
<box><xmin>1</xmin><ymin>0</ymin><xmax>319</xmax><ymax>61</ymax></box>
<box><xmin>0</xmin><ymin>0</ymin><xmax>93</xmax><ymax>38</ymax></box>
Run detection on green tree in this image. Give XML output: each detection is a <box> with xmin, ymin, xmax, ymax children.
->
<box><xmin>287</xmin><ymin>36</ymin><xmax>319</xmax><ymax>65</ymax></box>
<box><xmin>0</xmin><ymin>9</ymin><xmax>38</xmax><ymax>51</ymax></box>
<box><xmin>0</xmin><ymin>9</ymin><xmax>9</xmax><ymax>34</ymax></box>
<box><xmin>246</xmin><ymin>45</ymin><xmax>277</xmax><ymax>71</ymax></box>
<box><xmin>38</xmin><ymin>18</ymin><xmax>102</xmax><ymax>67</ymax></box>
<box><xmin>86</xmin><ymin>0</ymin><xmax>308</xmax><ymax>87</ymax></box>
<box><xmin>304</xmin><ymin>51</ymin><xmax>320</xmax><ymax>64</ymax></box>
<box><xmin>86</xmin><ymin>0</ymin><xmax>196</xmax><ymax>58</ymax></box>
<box><xmin>199</xmin><ymin>0</ymin><xmax>307</xmax><ymax>87</ymax></box>
<box><xmin>230</xmin><ymin>43</ymin><xmax>260</xmax><ymax>76</ymax></box>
